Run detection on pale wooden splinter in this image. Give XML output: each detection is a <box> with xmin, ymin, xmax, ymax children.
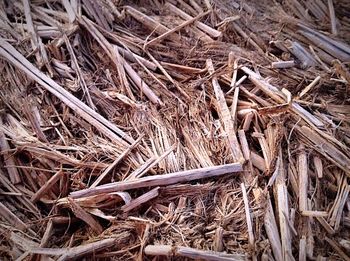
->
<box><xmin>207</xmin><ymin>59</ymin><xmax>244</xmax><ymax>163</ymax></box>
<box><xmin>70</xmin><ymin>163</ymin><xmax>242</xmax><ymax>198</ymax></box>
<box><xmin>144</xmin><ymin>244</ymin><xmax>246</xmax><ymax>260</ymax></box>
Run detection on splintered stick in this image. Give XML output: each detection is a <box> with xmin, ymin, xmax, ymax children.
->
<box><xmin>328</xmin><ymin>177</ymin><xmax>349</xmax><ymax>230</ymax></box>
<box><xmin>230</xmin><ymin>84</ymin><xmax>240</xmax><ymax>126</ymax></box>
<box><xmin>299</xmin><ymin>236</ymin><xmax>307</xmax><ymax>261</ymax></box>
<box><xmin>298</xmin><ymin>76</ymin><xmax>321</xmax><ymax>98</ymax></box>
<box><xmin>313</xmin><ymin>156</ymin><xmax>323</xmax><ymax>179</ymax></box>
<box><xmin>207</xmin><ymin>59</ymin><xmax>244</xmax><ymax>163</ymax></box>
<box><xmin>231</xmin><ymin>22</ymin><xmax>264</xmax><ymax>55</ymax></box>
<box><xmin>68</xmin><ymin>198</ymin><xmax>103</xmax><ymax>234</ymax></box>
<box><xmin>0</xmin><ymin>202</ymin><xmax>28</xmax><ymax>230</ymax></box>
<box><xmin>177</xmin><ymin>0</ymin><xmax>197</xmax><ymax>16</ymax></box>
<box><xmin>253</xmin><ymin>188</ymin><xmax>282</xmax><ymax>261</ymax></box>
<box><xmin>227</xmin><ymin>52</ymin><xmax>235</xmax><ymax>78</ymax></box>
<box><xmin>31</xmin><ymin>170</ymin><xmax>64</xmax><ymax>202</ymax></box>
<box><xmin>241</xmin><ymin>183</ymin><xmax>255</xmax><ymax>246</ymax></box>
<box><xmin>301</xmin><ymin>210</ymin><xmax>328</xmax><ymax>217</ymax></box>
<box><xmin>56</xmin><ymin>238</ymin><xmax>116</xmax><ymax>260</ymax></box>
<box><xmin>64</xmin><ymin>35</ymin><xmax>95</xmax><ymax>110</ymax></box>
<box><xmin>144</xmin><ymin>10</ymin><xmax>211</xmax><ymax>47</ymax></box>
<box><xmin>241</xmin><ymin>66</ymin><xmax>325</xmax><ymax>128</ymax></box>
<box><xmin>23</xmin><ymin>0</ymin><xmax>40</xmax><ymax>64</ymax></box>
<box><xmin>316</xmin><ymin>217</ymin><xmax>335</xmax><ymax>235</ymax></box>
<box><xmin>28</xmin><ymin>238</ymin><xmax>116</xmax><ymax>259</ymax></box>
<box><xmin>165</xmin><ymin>3</ymin><xmax>222</xmax><ymax>38</ymax></box>
<box><xmin>230</xmin><ymin>57</ymin><xmax>239</xmax><ymax>89</ymax></box>
<box><xmin>189</xmin><ymin>0</ymin><xmax>203</xmax><ymax>13</ymax></box>
<box><xmin>144</xmin><ymin>245</ymin><xmax>246</xmax><ymax>260</ymax></box>
<box><xmin>122</xmin><ymin>57</ymin><xmax>164</xmax><ymax>105</ymax></box>
<box><xmin>271</xmin><ymin>60</ymin><xmax>295</xmax><ymax>69</ymax></box>
<box><xmin>113</xmin><ymin>45</ymin><xmax>157</xmax><ymax>71</ymax></box>
<box><xmin>298</xmin><ymin>145</ymin><xmax>308</xmax><ymax>212</ymax></box>
<box><xmin>125</xmin><ymin>6</ymin><xmax>181</xmax><ymax>42</ymax></box>
<box><xmin>145</xmin><ymin>50</ymin><xmax>190</xmax><ymax>100</ymax></box>
<box><xmin>238</xmin><ymin>130</ymin><xmax>250</xmax><ymax>161</ymax></box>
<box><xmin>23</xmin><ymin>0</ymin><xmax>51</xmax><ymax>72</ymax></box>
<box><xmin>241</xmin><ymin>66</ymin><xmax>284</xmax><ymax>103</ymax></box>
<box><xmin>70</xmin><ymin>163</ymin><xmax>242</xmax><ymax>198</ymax></box>
<box><xmin>121</xmin><ymin>187</ymin><xmax>159</xmax><ymax>212</ymax></box>
<box><xmin>40</xmin><ymin>219</ymin><xmax>53</xmax><ymax>247</ymax></box>
<box><xmin>327</xmin><ymin>0</ymin><xmax>337</xmax><ymax>35</ymax></box>
<box><xmin>325</xmin><ymin>237</ymin><xmax>350</xmax><ymax>261</ymax></box>
<box><xmin>126</xmin><ymin>143</ymin><xmax>175</xmax><ymax>181</ymax></box>
<box><xmin>61</xmin><ymin>0</ymin><xmax>76</xmax><ymax>23</ymax></box>
<box><xmin>0</xmin><ymin>117</ymin><xmax>21</xmax><ymax>184</ymax></box>
<box><xmin>91</xmin><ymin>135</ymin><xmax>143</xmax><ymax>188</ymax></box>
<box><xmin>274</xmin><ymin>148</ymin><xmax>293</xmax><ymax>261</ymax></box>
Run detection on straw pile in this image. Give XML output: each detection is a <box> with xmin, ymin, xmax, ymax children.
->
<box><xmin>0</xmin><ymin>0</ymin><xmax>350</xmax><ymax>260</ymax></box>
